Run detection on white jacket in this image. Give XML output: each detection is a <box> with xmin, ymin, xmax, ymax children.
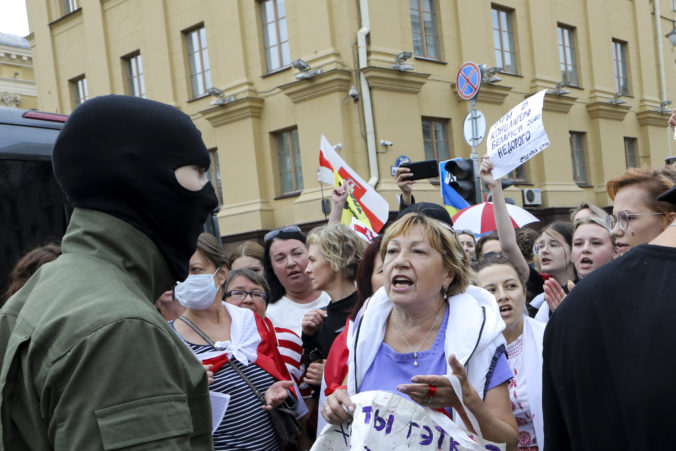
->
<box><xmin>521</xmin><ymin>315</ymin><xmax>546</xmax><ymax>449</ymax></box>
<box><xmin>346</xmin><ymin>285</ymin><xmax>507</xmax><ymax>429</ymax></box>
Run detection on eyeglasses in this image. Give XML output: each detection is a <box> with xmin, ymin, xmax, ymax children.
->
<box><xmin>455</xmin><ymin>229</ymin><xmax>475</xmax><ymax>237</ymax></box>
<box><xmin>224</xmin><ymin>290</ymin><xmax>268</xmax><ymax>302</ymax></box>
<box><xmin>263</xmin><ymin>225</ymin><xmax>302</xmax><ymax>243</ymax></box>
<box><xmin>533</xmin><ymin>240</ymin><xmax>562</xmax><ymax>255</ymax></box>
<box><xmin>606</xmin><ymin>210</ymin><xmax>665</xmax><ymax>231</ymax></box>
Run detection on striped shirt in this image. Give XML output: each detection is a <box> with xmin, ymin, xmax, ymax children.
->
<box><xmin>273</xmin><ymin>326</ymin><xmax>312</xmax><ymax>397</ymax></box>
<box><xmin>187</xmin><ymin>341</ymin><xmax>280</xmax><ymax>451</ymax></box>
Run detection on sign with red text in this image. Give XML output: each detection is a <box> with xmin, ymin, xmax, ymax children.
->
<box><xmin>486</xmin><ymin>89</ymin><xmax>550</xmax><ymax>179</ymax></box>
<box><xmin>311</xmin><ymin>390</ymin><xmax>504</xmax><ymax>451</ymax></box>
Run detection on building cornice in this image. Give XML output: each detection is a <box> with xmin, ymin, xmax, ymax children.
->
<box><xmin>362</xmin><ymin>66</ymin><xmax>429</xmax><ymax>94</ymax></box>
<box><xmin>0</xmin><ymin>78</ymin><xmax>36</xmax><ymax>96</ymax></box>
<box><xmin>475</xmin><ymin>83</ymin><xmax>512</xmax><ymax>104</ymax></box>
<box><xmin>636</xmin><ymin>109</ymin><xmax>671</xmax><ymax>127</ymax></box>
<box><xmin>200</xmin><ymin>96</ymin><xmax>264</xmax><ymax>127</ymax></box>
<box><xmin>585</xmin><ymin>101</ymin><xmax>631</xmax><ymax>120</ymax></box>
<box><xmin>278</xmin><ymin>69</ymin><xmax>352</xmax><ymax>103</ymax></box>
<box><xmin>542</xmin><ymin>92</ymin><xmax>577</xmax><ymax>113</ymax></box>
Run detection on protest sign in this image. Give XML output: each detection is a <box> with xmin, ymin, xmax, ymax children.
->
<box><xmin>311</xmin><ymin>390</ymin><xmax>504</xmax><ymax>451</ymax></box>
<box><xmin>486</xmin><ymin>89</ymin><xmax>550</xmax><ymax>179</ymax></box>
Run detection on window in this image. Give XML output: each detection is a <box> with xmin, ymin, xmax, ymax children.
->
<box><xmin>557</xmin><ymin>25</ymin><xmax>578</xmax><ymax>86</ymax></box>
<box><xmin>508</xmin><ymin>165</ymin><xmax>527</xmax><ymax>183</ymax></box>
<box><xmin>64</xmin><ymin>0</ymin><xmax>78</xmax><ymax>14</ymax></box>
<box><xmin>260</xmin><ymin>0</ymin><xmax>290</xmax><ymax>72</ymax></box>
<box><xmin>624</xmin><ymin>137</ymin><xmax>638</xmax><ymax>169</ymax></box>
<box><xmin>207</xmin><ymin>149</ymin><xmax>223</xmax><ymax>205</ymax></box>
<box><xmin>569</xmin><ymin>132</ymin><xmax>588</xmax><ymax>185</ymax></box>
<box><xmin>275</xmin><ymin>128</ymin><xmax>303</xmax><ymax>194</ymax></box>
<box><xmin>410</xmin><ymin>0</ymin><xmax>440</xmax><ymax>60</ymax></box>
<box><xmin>492</xmin><ymin>6</ymin><xmax>517</xmax><ymax>73</ymax></box>
<box><xmin>673</xmin><ymin>0</ymin><xmax>676</xmax><ymax>11</ymax></box>
<box><xmin>124</xmin><ymin>52</ymin><xmax>145</xmax><ymax>98</ymax></box>
<box><xmin>70</xmin><ymin>75</ymin><xmax>88</xmax><ymax>107</ymax></box>
<box><xmin>185</xmin><ymin>26</ymin><xmax>212</xmax><ymax>98</ymax></box>
<box><xmin>422</xmin><ymin>118</ymin><xmax>450</xmax><ymax>161</ymax></box>
<box><xmin>612</xmin><ymin>39</ymin><xmax>629</xmax><ymax>96</ymax></box>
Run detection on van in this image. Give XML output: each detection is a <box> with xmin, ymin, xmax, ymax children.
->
<box><xmin>0</xmin><ymin>107</ymin><xmax>69</xmax><ymax>296</ymax></box>
<box><xmin>0</xmin><ymin>106</ymin><xmax>220</xmax><ymax>298</ymax></box>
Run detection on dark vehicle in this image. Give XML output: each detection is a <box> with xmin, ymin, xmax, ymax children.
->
<box><xmin>0</xmin><ymin>107</ymin><xmax>69</xmax><ymax>296</ymax></box>
<box><xmin>0</xmin><ymin>106</ymin><xmax>220</xmax><ymax>297</ymax></box>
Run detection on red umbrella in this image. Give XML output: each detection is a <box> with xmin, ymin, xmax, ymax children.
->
<box><xmin>451</xmin><ymin>202</ymin><xmax>539</xmax><ymax>235</ymax></box>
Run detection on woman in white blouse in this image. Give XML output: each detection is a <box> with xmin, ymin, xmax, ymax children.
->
<box><xmin>477</xmin><ymin>254</ymin><xmax>545</xmax><ymax>451</ymax></box>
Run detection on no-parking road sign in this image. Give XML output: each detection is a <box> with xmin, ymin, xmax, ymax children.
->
<box><xmin>456</xmin><ymin>62</ymin><xmax>482</xmax><ymax>101</ymax></box>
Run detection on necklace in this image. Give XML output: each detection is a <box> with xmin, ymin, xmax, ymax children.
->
<box><xmin>391</xmin><ymin>302</ymin><xmax>444</xmax><ymax>367</ymax></box>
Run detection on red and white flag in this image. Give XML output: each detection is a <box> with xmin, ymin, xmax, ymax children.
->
<box><xmin>318</xmin><ymin>135</ymin><xmax>389</xmax><ymax>233</ymax></box>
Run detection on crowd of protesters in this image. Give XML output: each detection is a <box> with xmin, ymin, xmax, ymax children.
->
<box><xmin>2</xmin><ymin>95</ymin><xmax>676</xmax><ymax>450</ymax></box>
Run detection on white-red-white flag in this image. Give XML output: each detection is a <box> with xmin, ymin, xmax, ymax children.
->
<box><xmin>318</xmin><ymin>135</ymin><xmax>389</xmax><ymax>233</ymax></box>
<box><xmin>349</xmin><ymin>217</ymin><xmax>378</xmax><ymax>243</ymax></box>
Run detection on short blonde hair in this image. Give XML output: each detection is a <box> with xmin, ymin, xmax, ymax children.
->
<box><xmin>381</xmin><ymin>213</ymin><xmax>471</xmax><ymax>298</ymax></box>
<box><xmin>306</xmin><ymin>223</ymin><xmax>365</xmax><ymax>281</ymax></box>
<box><xmin>574</xmin><ymin>215</ymin><xmax>615</xmax><ymax>247</ymax></box>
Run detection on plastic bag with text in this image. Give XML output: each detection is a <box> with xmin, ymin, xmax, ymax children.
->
<box><xmin>311</xmin><ymin>390</ymin><xmax>505</xmax><ymax>451</ymax></box>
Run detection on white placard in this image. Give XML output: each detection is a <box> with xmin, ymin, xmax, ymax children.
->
<box><xmin>311</xmin><ymin>390</ymin><xmax>504</xmax><ymax>451</ymax></box>
<box><xmin>487</xmin><ymin>89</ymin><xmax>550</xmax><ymax>179</ymax></box>
<box><xmin>209</xmin><ymin>391</ymin><xmax>230</xmax><ymax>433</ymax></box>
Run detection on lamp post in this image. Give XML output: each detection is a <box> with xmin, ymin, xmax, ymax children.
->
<box><xmin>666</xmin><ymin>19</ymin><xmax>676</xmax><ymax>46</ymax></box>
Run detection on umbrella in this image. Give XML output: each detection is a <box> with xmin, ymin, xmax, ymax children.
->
<box><xmin>451</xmin><ymin>202</ymin><xmax>539</xmax><ymax>235</ymax></box>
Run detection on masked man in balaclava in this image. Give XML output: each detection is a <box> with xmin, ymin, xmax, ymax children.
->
<box><xmin>0</xmin><ymin>95</ymin><xmax>218</xmax><ymax>449</ymax></box>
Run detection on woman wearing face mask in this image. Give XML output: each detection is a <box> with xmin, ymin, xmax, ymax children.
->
<box><xmin>477</xmin><ymin>255</ymin><xmax>545</xmax><ymax>450</ymax></box>
<box><xmin>172</xmin><ymin>233</ymin><xmax>299</xmax><ymax>451</ymax></box>
<box><xmin>605</xmin><ymin>166</ymin><xmax>676</xmax><ymax>256</ymax></box>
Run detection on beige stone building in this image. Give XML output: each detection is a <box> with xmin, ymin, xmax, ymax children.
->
<box><xmin>0</xmin><ymin>32</ymin><xmax>37</xmax><ymax>110</ymax></box>
<box><xmin>24</xmin><ymin>0</ymin><xmax>676</xmax><ymax>240</ymax></box>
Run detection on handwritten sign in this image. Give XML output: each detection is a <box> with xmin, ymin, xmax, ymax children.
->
<box><xmin>311</xmin><ymin>390</ymin><xmax>504</xmax><ymax>451</ymax></box>
<box><xmin>486</xmin><ymin>89</ymin><xmax>550</xmax><ymax>179</ymax></box>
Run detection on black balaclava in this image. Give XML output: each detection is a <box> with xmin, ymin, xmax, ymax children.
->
<box><xmin>52</xmin><ymin>95</ymin><xmax>218</xmax><ymax>281</ymax></box>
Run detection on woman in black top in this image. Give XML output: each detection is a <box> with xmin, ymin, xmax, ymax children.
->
<box><xmin>301</xmin><ymin>224</ymin><xmax>365</xmax><ymax>387</ymax></box>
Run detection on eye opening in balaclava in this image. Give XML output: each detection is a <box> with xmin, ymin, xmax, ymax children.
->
<box><xmin>52</xmin><ymin>95</ymin><xmax>218</xmax><ymax>281</ymax></box>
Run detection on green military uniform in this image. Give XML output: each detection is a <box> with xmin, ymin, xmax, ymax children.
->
<box><xmin>0</xmin><ymin>209</ymin><xmax>213</xmax><ymax>450</ymax></box>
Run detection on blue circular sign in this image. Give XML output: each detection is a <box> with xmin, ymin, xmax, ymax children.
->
<box><xmin>456</xmin><ymin>62</ymin><xmax>482</xmax><ymax>100</ymax></box>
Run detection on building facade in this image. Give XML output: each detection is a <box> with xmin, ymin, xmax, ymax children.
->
<box><xmin>0</xmin><ymin>32</ymin><xmax>37</xmax><ymax>110</ymax></box>
<box><xmin>25</xmin><ymin>0</ymin><xmax>676</xmax><ymax>239</ymax></box>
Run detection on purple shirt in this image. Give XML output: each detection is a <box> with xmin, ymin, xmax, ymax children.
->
<box><xmin>359</xmin><ymin>305</ymin><xmax>511</xmax><ymax>404</ymax></box>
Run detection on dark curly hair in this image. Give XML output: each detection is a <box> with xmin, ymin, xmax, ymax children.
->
<box><xmin>4</xmin><ymin>243</ymin><xmax>61</xmax><ymax>302</ymax></box>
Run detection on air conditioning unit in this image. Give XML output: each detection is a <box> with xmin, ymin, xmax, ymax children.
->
<box><xmin>522</xmin><ymin>188</ymin><xmax>542</xmax><ymax>206</ymax></box>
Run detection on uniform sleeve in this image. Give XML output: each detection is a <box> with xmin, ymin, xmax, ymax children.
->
<box><xmin>43</xmin><ymin>318</ymin><xmax>212</xmax><ymax>450</ymax></box>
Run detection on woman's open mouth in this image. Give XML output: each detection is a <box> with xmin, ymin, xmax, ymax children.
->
<box><xmin>499</xmin><ymin>305</ymin><xmax>513</xmax><ymax>317</ymax></box>
<box><xmin>391</xmin><ymin>275</ymin><xmax>414</xmax><ymax>291</ymax></box>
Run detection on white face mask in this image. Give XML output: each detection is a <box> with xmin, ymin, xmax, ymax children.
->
<box><xmin>174</xmin><ymin>267</ymin><xmax>221</xmax><ymax>310</ymax></box>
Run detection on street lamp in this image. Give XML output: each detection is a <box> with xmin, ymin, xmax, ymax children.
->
<box><xmin>666</xmin><ymin>20</ymin><xmax>676</xmax><ymax>47</ymax></box>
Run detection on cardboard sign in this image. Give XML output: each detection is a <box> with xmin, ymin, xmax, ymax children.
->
<box><xmin>311</xmin><ymin>390</ymin><xmax>504</xmax><ymax>451</ymax></box>
<box><xmin>486</xmin><ymin>89</ymin><xmax>550</xmax><ymax>179</ymax></box>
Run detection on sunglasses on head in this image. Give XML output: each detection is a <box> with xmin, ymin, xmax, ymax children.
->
<box><xmin>263</xmin><ymin>225</ymin><xmax>302</xmax><ymax>243</ymax></box>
